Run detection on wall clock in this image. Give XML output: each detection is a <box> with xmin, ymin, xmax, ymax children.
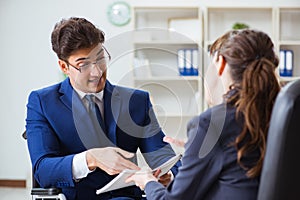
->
<box><xmin>107</xmin><ymin>1</ymin><xmax>131</xmax><ymax>26</ymax></box>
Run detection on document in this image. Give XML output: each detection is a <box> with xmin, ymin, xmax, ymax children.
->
<box><xmin>96</xmin><ymin>154</ymin><xmax>182</xmax><ymax>195</ymax></box>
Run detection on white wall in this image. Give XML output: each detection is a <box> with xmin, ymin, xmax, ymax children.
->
<box><xmin>0</xmin><ymin>0</ymin><xmax>299</xmax><ymax>183</ymax></box>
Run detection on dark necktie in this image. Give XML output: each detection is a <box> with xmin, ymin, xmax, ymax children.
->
<box><xmin>85</xmin><ymin>95</ymin><xmax>106</xmax><ymax>132</ymax></box>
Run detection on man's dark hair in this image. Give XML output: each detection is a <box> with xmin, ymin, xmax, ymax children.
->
<box><xmin>51</xmin><ymin>17</ymin><xmax>105</xmax><ymax>61</ymax></box>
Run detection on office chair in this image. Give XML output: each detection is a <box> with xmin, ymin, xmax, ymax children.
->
<box><xmin>22</xmin><ymin>131</ymin><xmax>67</xmax><ymax>200</ymax></box>
<box><xmin>257</xmin><ymin>79</ymin><xmax>300</xmax><ymax>200</ymax></box>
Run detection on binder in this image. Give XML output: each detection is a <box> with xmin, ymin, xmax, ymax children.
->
<box><xmin>192</xmin><ymin>49</ymin><xmax>199</xmax><ymax>76</ymax></box>
<box><xmin>285</xmin><ymin>50</ymin><xmax>293</xmax><ymax>77</ymax></box>
<box><xmin>178</xmin><ymin>49</ymin><xmax>185</xmax><ymax>76</ymax></box>
<box><xmin>177</xmin><ymin>48</ymin><xmax>200</xmax><ymax>76</ymax></box>
<box><xmin>279</xmin><ymin>50</ymin><xmax>285</xmax><ymax>76</ymax></box>
<box><xmin>185</xmin><ymin>49</ymin><xmax>192</xmax><ymax>75</ymax></box>
<box><xmin>279</xmin><ymin>49</ymin><xmax>293</xmax><ymax>77</ymax></box>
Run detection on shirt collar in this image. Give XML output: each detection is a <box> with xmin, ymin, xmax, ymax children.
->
<box><xmin>74</xmin><ymin>87</ymin><xmax>104</xmax><ymax>102</ymax></box>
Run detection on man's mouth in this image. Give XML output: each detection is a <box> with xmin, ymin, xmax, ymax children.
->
<box><xmin>88</xmin><ymin>77</ymin><xmax>101</xmax><ymax>84</ymax></box>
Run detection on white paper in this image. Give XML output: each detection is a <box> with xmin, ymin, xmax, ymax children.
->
<box><xmin>96</xmin><ymin>154</ymin><xmax>182</xmax><ymax>195</ymax></box>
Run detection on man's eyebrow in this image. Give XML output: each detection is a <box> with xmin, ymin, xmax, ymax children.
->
<box><xmin>75</xmin><ymin>57</ymin><xmax>87</xmax><ymax>62</ymax></box>
<box><xmin>74</xmin><ymin>48</ymin><xmax>104</xmax><ymax>62</ymax></box>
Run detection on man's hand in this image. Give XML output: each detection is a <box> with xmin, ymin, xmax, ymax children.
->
<box><xmin>86</xmin><ymin>147</ymin><xmax>140</xmax><ymax>175</ymax></box>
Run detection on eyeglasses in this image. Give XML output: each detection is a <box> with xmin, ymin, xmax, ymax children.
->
<box><xmin>66</xmin><ymin>46</ymin><xmax>111</xmax><ymax>73</ymax></box>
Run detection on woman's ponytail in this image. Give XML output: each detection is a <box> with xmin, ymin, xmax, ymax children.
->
<box><xmin>219</xmin><ymin>29</ymin><xmax>280</xmax><ymax>178</ymax></box>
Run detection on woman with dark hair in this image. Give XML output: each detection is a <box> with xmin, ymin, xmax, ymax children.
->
<box><xmin>127</xmin><ymin>29</ymin><xmax>281</xmax><ymax>200</ymax></box>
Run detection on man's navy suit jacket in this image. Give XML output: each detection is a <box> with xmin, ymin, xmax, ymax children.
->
<box><xmin>26</xmin><ymin>78</ymin><xmax>180</xmax><ymax>200</ymax></box>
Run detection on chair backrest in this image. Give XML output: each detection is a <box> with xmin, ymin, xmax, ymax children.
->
<box><xmin>22</xmin><ymin>130</ymin><xmax>41</xmax><ymax>188</ymax></box>
<box><xmin>22</xmin><ymin>130</ymin><xmax>27</xmax><ymax>139</ymax></box>
<box><xmin>257</xmin><ymin>79</ymin><xmax>300</xmax><ymax>200</ymax></box>
<box><xmin>22</xmin><ymin>130</ymin><xmax>65</xmax><ymax>199</ymax></box>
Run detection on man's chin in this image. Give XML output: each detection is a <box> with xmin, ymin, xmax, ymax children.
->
<box><xmin>91</xmin><ymin>83</ymin><xmax>105</xmax><ymax>93</ymax></box>
<box><xmin>83</xmin><ymin>77</ymin><xmax>106</xmax><ymax>93</ymax></box>
<box><xmin>87</xmin><ymin>87</ymin><xmax>103</xmax><ymax>93</ymax></box>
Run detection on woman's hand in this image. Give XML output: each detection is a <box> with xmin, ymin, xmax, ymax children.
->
<box><xmin>126</xmin><ymin>168</ymin><xmax>158</xmax><ymax>190</ymax></box>
<box><xmin>155</xmin><ymin>169</ymin><xmax>172</xmax><ymax>186</ymax></box>
<box><xmin>163</xmin><ymin>136</ymin><xmax>186</xmax><ymax>147</ymax></box>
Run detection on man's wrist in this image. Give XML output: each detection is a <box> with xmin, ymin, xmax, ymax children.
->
<box><xmin>86</xmin><ymin>150</ymin><xmax>97</xmax><ymax>171</ymax></box>
<box><xmin>72</xmin><ymin>151</ymin><xmax>93</xmax><ymax>180</ymax></box>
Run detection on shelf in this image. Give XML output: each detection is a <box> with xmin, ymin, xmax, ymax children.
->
<box><xmin>277</xmin><ymin>8</ymin><xmax>300</xmax><ymax>82</ymax></box>
<box><xmin>134</xmin><ymin>7</ymin><xmax>199</xmax><ymax>13</ymax></box>
<box><xmin>132</xmin><ymin>45</ymin><xmax>201</xmax><ymax>78</ymax></box>
<box><xmin>129</xmin><ymin>2</ymin><xmax>300</xmax><ymax>157</ymax></box>
<box><xmin>279</xmin><ymin>76</ymin><xmax>300</xmax><ymax>82</ymax></box>
<box><xmin>133</xmin><ymin>40</ymin><xmax>198</xmax><ymax>45</ymax></box>
<box><xmin>134</xmin><ymin>7</ymin><xmax>201</xmax><ymax>43</ymax></box>
<box><xmin>279</xmin><ymin>8</ymin><xmax>300</xmax><ymax>41</ymax></box>
<box><xmin>131</xmin><ymin>5</ymin><xmax>300</xmax><ymax>138</ymax></box>
<box><xmin>279</xmin><ymin>45</ymin><xmax>300</xmax><ymax>77</ymax></box>
<box><xmin>134</xmin><ymin>79</ymin><xmax>201</xmax><ymax>119</ymax></box>
<box><xmin>279</xmin><ymin>41</ymin><xmax>300</xmax><ymax>45</ymax></box>
<box><xmin>203</xmin><ymin>6</ymin><xmax>300</xmax><ymax>83</ymax></box>
<box><xmin>205</xmin><ymin>7</ymin><xmax>274</xmax><ymax>42</ymax></box>
<box><xmin>134</xmin><ymin>7</ymin><xmax>199</xmax><ymax>29</ymax></box>
<box><xmin>133</xmin><ymin>29</ymin><xmax>200</xmax><ymax>45</ymax></box>
<box><xmin>133</xmin><ymin>76</ymin><xmax>200</xmax><ymax>82</ymax></box>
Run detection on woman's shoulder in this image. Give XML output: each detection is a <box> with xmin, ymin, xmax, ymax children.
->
<box><xmin>186</xmin><ymin>103</ymin><xmax>239</xmax><ymax>146</ymax></box>
<box><xmin>189</xmin><ymin>103</ymin><xmax>236</xmax><ymax>125</ymax></box>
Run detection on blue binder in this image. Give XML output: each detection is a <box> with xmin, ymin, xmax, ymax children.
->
<box><xmin>279</xmin><ymin>50</ymin><xmax>293</xmax><ymax>77</ymax></box>
<box><xmin>177</xmin><ymin>48</ymin><xmax>199</xmax><ymax>76</ymax></box>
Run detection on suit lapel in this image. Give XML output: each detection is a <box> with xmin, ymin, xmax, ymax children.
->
<box><xmin>58</xmin><ymin>78</ymin><xmax>112</xmax><ymax>148</ymax></box>
<box><xmin>59</xmin><ymin>78</ymin><xmax>73</xmax><ymax>111</ymax></box>
<box><xmin>104</xmin><ymin>81</ymin><xmax>121</xmax><ymax>145</ymax></box>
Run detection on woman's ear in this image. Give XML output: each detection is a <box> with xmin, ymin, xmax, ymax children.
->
<box><xmin>217</xmin><ymin>55</ymin><xmax>226</xmax><ymax>76</ymax></box>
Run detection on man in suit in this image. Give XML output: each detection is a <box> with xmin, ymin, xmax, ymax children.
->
<box><xmin>26</xmin><ymin>17</ymin><xmax>180</xmax><ymax>200</ymax></box>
